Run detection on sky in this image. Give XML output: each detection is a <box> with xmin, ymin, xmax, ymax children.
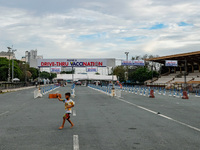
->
<box><xmin>0</xmin><ymin>0</ymin><xmax>200</xmax><ymax>60</ymax></box>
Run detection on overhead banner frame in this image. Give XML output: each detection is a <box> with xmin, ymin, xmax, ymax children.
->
<box><xmin>37</xmin><ymin>59</ymin><xmax>115</xmax><ymax>68</ymax></box>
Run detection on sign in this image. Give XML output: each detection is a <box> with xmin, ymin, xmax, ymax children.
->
<box><xmin>121</xmin><ymin>61</ymin><xmax>134</xmax><ymax>66</ymax></box>
<box><xmin>37</xmin><ymin>59</ymin><xmax>114</xmax><ymax>67</ymax></box>
<box><xmin>165</xmin><ymin>60</ymin><xmax>178</xmax><ymax>67</ymax></box>
<box><xmin>121</xmin><ymin>60</ymin><xmax>145</xmax><ymax>66</ymax></box>
<box><xmin>86</xmin><ymin>67</ymin><xmax>98</xmax><ymax>72</ymax></box>
<box><xmin>133</xmin><ymin>60</ymin><xmax>145</xmax><ymax>66</ymax></box>
<box><xmin>51</xmin><ymin>67</ymin><xmax>61</xmax><ymax>73</ymax></box>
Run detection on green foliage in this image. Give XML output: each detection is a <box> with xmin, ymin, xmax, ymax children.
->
<box><xmin>40</xmin><ymin>71</ymin><xmax>57</xmax><ymax>80</ymax></box>
<box><xmin>113</xmin><ymin>66</ymin><xmax>126</xmax><ymax>82</ymax></box>
<box><xmin>29</xmin><ymin>67</ymin><xmax>39</xmax><ymax>79</ymax></box>
<box><xmin>95</xmin><ymin>72</ymin><xmax>100</xmax><ymax>75</ymax></box>
<box><xmin>129</xmin><ymin>67</ymin><xmax>159</xmax><ymax>83</ymax></box>
<box><xmin>40</xmin><ymin>71</ymin><xmax>50</xmax><ymax>79</ymax></box>
<box><xmin>50</xmin><ymin>73</ymin><xmax>57</xmax><ymax>80</ymax></box>
<box><xmin>0</xmin><ymin>58</ymin><xmax>23</xmax><ymax>81</ymax></box>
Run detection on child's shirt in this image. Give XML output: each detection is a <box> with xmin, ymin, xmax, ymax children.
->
<box><xmin>63</xmin><ymin>99</ymin><xmax>75</xmax><ymax>114</ymax></box>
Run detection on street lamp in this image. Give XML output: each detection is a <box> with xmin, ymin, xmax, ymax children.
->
<box><xmin>12</xmin><ymin>49</ymin><xmax>17</xmax><ymax>82</ymax></box>
<box><xmin>124</xmin><ymin>52</ymin><xmax>129</xmax><ymax>82</ymax></box>
<box><xmin>23</xmin><ymin>62</ymin><xmax>27</xmax><ymax>85</ymax></box>
<box><xmin>7</xmin><ymin>47</ymin><xmax>12</xmax><ymax>82</ymax></box>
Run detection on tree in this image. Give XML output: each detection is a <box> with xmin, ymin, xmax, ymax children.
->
<box><xmin>113</xmin><ymin>66</ymin><xmax>126</xmax><ymax>82</ymax></box>
<box><xmin>39</xmin><ymin>71</ymin><xmax>57</xmax><ymax>80</ymax></box>
<box><xmin>29</xmin><ymin>67</ymin><xmax>39</xmax><ymax>80</ymax></box>
<box><xmin>0</xmin><ymin>58</ymin><xmax>23</xmax><ymax>81</ymax></box>
<box><xmin>40</xmin><ymin>71</ymin><xmax>50</xmax><ymax>79</ymax></box>
<box><xmin>95</xmin><ymin>72</ymin><xmax>100</xmax><ymax>75</ymax></box>
<box><xmin>129</xmin><ymin>67</ymin><xmax>159</xmax><ymax>83</ymax></box>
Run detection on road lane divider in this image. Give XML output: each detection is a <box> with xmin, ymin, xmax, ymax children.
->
<box><xmin>0</xmin><ymin>111</ymin><xmax>9</xmax><ymax>116</ymax></box>
<box><xmin>115</xmin><ymin>97</ymin><xmax>200</xmax><ymax>133</ymax></box>
<box><xmin>73</xmin><ymin>135</ymin><xmax>79</xmax><ymax>150</ymax></box>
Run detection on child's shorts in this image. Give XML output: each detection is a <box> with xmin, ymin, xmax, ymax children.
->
<box><xmin>63</xmin><ymin>113</ymin><xmax>71</xmax><ymax>119</ymax></box>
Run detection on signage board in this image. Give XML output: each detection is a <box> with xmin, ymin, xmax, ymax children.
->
<box><xmin>86</xmin><ymin>67</ymin><xmax>98</xmax><ymax>72</ymax></box>
<box><xmin>121</xmin><ymin>61</ymin><xmax>134</xmax><ymax>66</ymax></box>
<box><xmin>165</xmin><ymin>60</ymin><xmax>178</xmax><ymax>67</ymax></box>
<box><xmin>121</xmin><ymin>60</ymin><xmax>145</xmax><ymax>66</ymax></box>
<box><xmin>133</xmin><ymin>60</ymin><xmax>145</xmax><ymax>66</ymax></box>
<box><xmin>51</xmin><ymin>67</ymin><xmax>61</xmax><ymax>73</ymax></box>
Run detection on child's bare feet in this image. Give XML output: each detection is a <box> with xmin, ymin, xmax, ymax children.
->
<box><xmin>70</xmin><ymin>123</ymin><xmax>74</xmax><ymax>128</ymax></box>
<box><xmin>59</xmin><ymin>126</ymin><xmax>64</xmax><ymax>130</ymax></box>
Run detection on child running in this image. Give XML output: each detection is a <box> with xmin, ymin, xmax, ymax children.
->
<box><xmin>57</xmin><ymin>92</ymin><xmax>75</xmax><ymax>130</ymax></box>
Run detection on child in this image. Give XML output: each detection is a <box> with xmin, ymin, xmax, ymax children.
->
<box><xmin>58</xmin><ymin>92</ymin><xmax>75</xmax><ymax>130</ymax></box>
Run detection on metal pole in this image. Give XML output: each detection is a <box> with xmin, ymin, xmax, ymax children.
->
<box><xmin>38</xmin><ymin>67</ymin><xmax>40</xmax><ymax>89</ymax></box>
<box><xmin>125</xmin><ymin>52</ymin><xmax>129</xmax><ymax>82</ymax></box>
<box><xmin>72</xmin><ymin>67</ymin><xmax>74</xmax><ymax>83</ymax></box>
<box><xmin>11</xmin><ymin>49</ymin><xmax>17</xmax><ymax>82</ymax></box>
<box><xmin>7</xmin><ymin>47</ymin><xmax>12</xmax><ymax>82</ymax></box>
<box><xmin>184</xmin><ymin>59</ymin><xmax>187</xmax><ymax>91</ymax></box>
<box><xmin>12</xmin><ymin>58</ymin><xmax>14</xmax><ymax>82</ymax></box>
<box><xmin>25</xmin><ymin>62</ymin><xmax>27</xmax><ymax>84</ymax></box>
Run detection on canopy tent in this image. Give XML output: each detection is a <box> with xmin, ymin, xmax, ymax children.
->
<box><xmin>54</xmin><ymin>74</ymin><xmax>117</xmax><ymax>81</ymax></box>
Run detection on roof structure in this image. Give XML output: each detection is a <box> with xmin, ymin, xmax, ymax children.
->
<box><xmin>145</xmin><ymin>51</ymin><xmax>200</xmax><ymax>65</ymax></box>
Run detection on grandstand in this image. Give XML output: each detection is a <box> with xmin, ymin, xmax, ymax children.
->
<box><xmin>145</xmin><ymin>51</ymin><xmax>200</xmax><ymax>90</ymax></box>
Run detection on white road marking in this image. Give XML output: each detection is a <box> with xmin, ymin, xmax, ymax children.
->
<box><xmin>0</xmin><ymin>111</ymin><xmax>9</xmax><ymax>116</ymax></box>
<box><xmin>73</xmin><ymin>135</ymin><xmax>79</xmax><ymax>150</ymax></box>
<box><xmin>73</xmin><ymin>110</ymin><xmax>76</xmax><ymax>116</ymax></box>
<box><xmin>116</xmin><ymin>97</ymin><xmax>200</xmax><ymax>132</ymax></box>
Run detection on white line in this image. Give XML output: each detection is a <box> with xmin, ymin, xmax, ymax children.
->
<box><xmin>0</xmin><ymin>111</ymin><xmax>9</xmax><ymax>116</ymax></box>
<box><xmin>116</xmin><ymin>97</ymin><xmax>200</xmax><ymax>132</ymax></box>
<box><xmin>73</xmin><ymin>135</ymin><xmax>79</xmax><ymax>150</ymax></box>
<box><xmin>73</xmin><ymin>110</ymin><xmax>76</xmax><ymax>116</ymax></box>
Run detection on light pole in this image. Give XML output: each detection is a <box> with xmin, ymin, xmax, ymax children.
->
<box><xmin>12</xmin><ymin>49</ymin><xmax>17</xmax><ymax>82</ymax></box>
<box><xmin>184</xmin><ymin>59</ymin><xmax>187</xmax><ymax>91</ymax></box>
<box><xmin>7</xmin><ymin>47</ymin><xmax>12</xmax><ymax>82</ymax></box>
<box><xmin>124</xmin><ymin>52</ymin><xmax>129</xmax><ymax>82</ymax></box>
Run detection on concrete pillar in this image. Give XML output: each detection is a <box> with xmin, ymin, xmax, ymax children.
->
<box><xmin>191</xmin><ymin>64</ymin><xmax>194</xmax><ymax>73</ymax></box>
<box><xmin>198</xmin><ymin>63</ymin><xmax>200</xmax><ymax>72</ymax></box>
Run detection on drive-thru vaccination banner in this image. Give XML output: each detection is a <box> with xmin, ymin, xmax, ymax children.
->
<box><xmin>121</xmin><ymin>60</ymin><xmax>145</xmax><ymax>66</ymax></box>
<box><xmin>38</xmin><ymin>59</ymin><xmax>115</xmax><ymax>67</ymax></box>
<box><xmin>165</xmin><ymin>60</ymin><xmax>178</xmax><ymax>67</ymax></box>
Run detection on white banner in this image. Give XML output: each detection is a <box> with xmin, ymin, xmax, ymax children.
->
<box><xmin>121</xmin><ymin>60</ymin><xmax>145</xmax><ymax>66</ymax></box>
<box><xmin>86</xmin><ymin>67</ymin><xmax>98</xmax><ymax>72</ymax></box>
<box><xmin>165</xmin><ymin>60</ymin><xmax>178</xmax><ymax>67</ymax></box>
<box><xmin>51</xmin><ymin>67</ymin><xmax>61</xmax><ymax>73</ymax></box>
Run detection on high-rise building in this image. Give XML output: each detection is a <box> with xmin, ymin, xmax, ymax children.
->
<box><xmin>24</xmin><ymin>50</ymin><xmax>43</xmax><ymax>68</ymax></box>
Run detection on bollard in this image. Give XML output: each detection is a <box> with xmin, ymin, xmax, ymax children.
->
<box><xmin>149</xmin><ymin>89</ymin><xmax>155</xmax><ymax>98</ymax></box>
<box><xmin>182</xmin><ymin>91</ymin><xmax>189</xmax><ymax>99</ymax></box>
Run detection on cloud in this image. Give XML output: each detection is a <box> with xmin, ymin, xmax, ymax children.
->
<box><xmin>0</xmin><ymin>0</ymin><xmax>200</xmax><ymax>60</ymax></box>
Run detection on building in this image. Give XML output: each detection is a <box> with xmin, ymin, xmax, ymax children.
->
<box><xmin>24</xmin><ymin>50</ymin><xmax>43</xmax><ymax>68</ymax></box>
<box><xmin>0</xmin><ymin>51</ymin><xmax>16</xmax><ymax>59</ymax></box>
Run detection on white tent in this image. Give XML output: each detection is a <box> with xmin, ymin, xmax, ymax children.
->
<box><xmin>55</xmin><ymin>74</ymin><xmax>117</xmax><ymax>81</ymax></box>
<box><xmin>13</xmin><ymin>78</ymin><xmax>20</xmax><ymax>82</ymax></box>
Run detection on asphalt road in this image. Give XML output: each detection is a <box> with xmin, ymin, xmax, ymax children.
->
<box><xmin>0</xmin><ymin>85</ymin><xmax>200</xmax><ymax>150</ymax></box>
